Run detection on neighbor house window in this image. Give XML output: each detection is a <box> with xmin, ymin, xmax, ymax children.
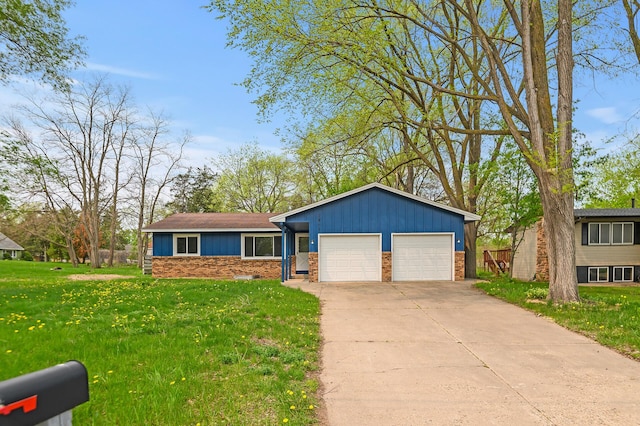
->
<box><xmin>174</xmin><ymin>234</ymin><xmax>199</xmax><ymax>256</ymax></box>
<box><xmin>243</xmin><ymin>234</ymin><xmax>282</xmax><ymax>258</ymax></box>
<box><xmin>612</xmin><ymin>223</ymin><xmax>633</xmax><ymax>245</ymax></box>
<box><xmin>613</xmin><ymin>266</ymin><xmax>633</xmax><ymax>282</ymax></box>
<box><xmin>588</xmin><ymin>267</ymin><xmax>609</xmax><ymax>282</ymax></box>
<box><xmin>589</xmin><ymin>222</ymin><xmax>633</xmax><ymax>245</ymax></box>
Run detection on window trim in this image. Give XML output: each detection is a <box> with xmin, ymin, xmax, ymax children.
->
<box><xmin>613</xmin><ymin>266</ymin><xmax>634</xmax><ymax>282</ymax></box>
<box><xmin>241</xmin><ymin>233</ymin><xmax>282</xmax><ymax>260</ymax></box>
<box><xmin>588</xmin><ymin>266</ymin><xmax>609</xmax><ymax>283</ymax></box>
<box><xmin>173</xmin><ymin>233</ymin><xmax>200</xmax><ymax>256</ymax></box>
<box><xmin>588</xmin><ymin>222</ymin><xmax>634</xmax><ymax>246</ymax></box>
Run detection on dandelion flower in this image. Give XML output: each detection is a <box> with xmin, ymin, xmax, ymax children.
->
<box><xmin>309</xmin><ymin>405</ymin><xmax>314</xmax><ymax>410</ymax></box>
<box><xmin>170</xmin><ymin>381</ymin><xmax>176</xmax><ymax>385</ymax></box>
<box><xmin>282</xmin><ymin>419</ymin><xmax>289</xmax><ymax>423</ymax></box>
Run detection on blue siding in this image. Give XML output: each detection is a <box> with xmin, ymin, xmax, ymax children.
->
<box><xmin>201</xmin><ymin>233</ymin><xmax>241</xmax><ymax>256</ymax></box>
<box><xmin>153</xmin><ymin>233</ymin><xmax>172</xmax><ymax>256</ymax></box>
<box><xmin>155</xmin><ymin>232</ymin><xmax>279</xmax><ymax>256</ymax></box>
<box><xmin>286</xmin><ymin>187</ymin><xmax>466</xmax><ymax>251</ymax></box>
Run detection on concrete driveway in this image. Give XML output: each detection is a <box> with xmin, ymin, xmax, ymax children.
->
<box><xmin>284</xmin><ymin>280</ymin><xmax>640</xmax><ymax>425</ymax></box>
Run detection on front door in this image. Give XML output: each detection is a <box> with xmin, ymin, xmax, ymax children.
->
<box><xmin>296</xmin><ymin>234</ymin><xmax>310</xmax><ymax>272</ymax></box>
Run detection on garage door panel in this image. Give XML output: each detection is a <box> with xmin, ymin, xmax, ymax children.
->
<box><xmin>393</xmin><ymin>234</ymin><xmax>453</xmax><ymax>281</ymax></box>
<box><xmin>319</xmin><ymin>235</ymin><xmax>381</xmax><ymax>282</ymax></box>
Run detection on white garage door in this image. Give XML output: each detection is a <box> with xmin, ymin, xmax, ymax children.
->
<box><xmin>319</xmin><ymin>234</ymin><xmax>381</xmax><ymax>282</ymax></box>
<box><xmin>392</xmin><ymin>234</ymin><xmax>453</xmax><ymax>281</ymax></box>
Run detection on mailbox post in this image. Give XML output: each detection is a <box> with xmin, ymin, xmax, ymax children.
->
<box><xmin>0</xmin><ymin>361</ymin><xmax>89</xmax><ymax>426</ymax></box>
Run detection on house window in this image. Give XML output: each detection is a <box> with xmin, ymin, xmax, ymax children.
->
<box><xmin>174</xmin><ymin>234</ymin><xmax>199</xmax><ymax>256</ymax></box>
<box><xmin>613</xmin><ymin>266</ymin><xmax>633</xmax><ymax>282</ymax></box>
<box><xmin>588</xmin><ymin>267</ymin><xmax>609</xmax><ymax>282</ymax></box>
<box><xmin>243</xmin><ymin>234</ymin><xmax>282</xmax><ymax>258</ymax></box>
<box><xmin>612</xmin><ymin>223</ymin><xmax>633</xmax><ymax>245</ymax></box>
<box><xmin>589</xmin><ymin>222</ymin><xmax>633</xmax><ymax>245</ymax></box>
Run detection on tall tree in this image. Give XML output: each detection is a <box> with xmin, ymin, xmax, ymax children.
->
<box><xmin>0</xmin><ymin>0</ymin><xmax>85</xmax><ymax>88</ymax></box>
<box><xmin>166</xmin><ymin>166</ymin><xmax>219</xmax><ymax>213</ymax></box>
<box><xmin>213</xmin><ymin>143</ymin><xmax>293</xmax><ymax>213</ymax></box>
<box><xmin>3</xmin><ymin>77</ymin><xmax>134</xmax><ymax>268</ymax></box>
<box><xmin>129</xmin><ymin>111</ymin><xmax>186</xmax><ymax>268</ymax></box>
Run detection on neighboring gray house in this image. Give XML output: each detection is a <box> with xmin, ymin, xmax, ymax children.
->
<box><xmin>0</xmin><ymin>232</ymin><xmax>24</xmax><ymax>259</ymax></box>
<box><xmin>512</xmin><ymin>208</ymin><xmax>640</xmax><ymax>283</ymax></box>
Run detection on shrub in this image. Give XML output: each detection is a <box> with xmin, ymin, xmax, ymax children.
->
<box><xmin>21</xmin><ymin>251</ymin><xmax>33</xmax><ymax>261</ymax></box>
<box><xmin>525</xmin><ymin>287</ymin><xmax>549</xmax><ymax>300</ymax></box>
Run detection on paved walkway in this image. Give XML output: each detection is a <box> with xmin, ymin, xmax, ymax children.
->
<box><xmin>283</xmin><ymin>280</ymin><xmax>640</xmax><ymax>425</ymax></box>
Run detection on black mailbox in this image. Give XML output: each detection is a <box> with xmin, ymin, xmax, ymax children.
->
<box><xmin>0</xmin><ymin>360</ymin><xmax>89</xmax><ymax>426</ymax></box>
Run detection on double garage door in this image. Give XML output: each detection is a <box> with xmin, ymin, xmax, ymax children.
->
<box><xmin>318</xmin><ymin>234</ymin><xmax>453</xmax><ymax>282</ymax></box>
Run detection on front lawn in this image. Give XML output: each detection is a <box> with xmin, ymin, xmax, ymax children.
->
<box><xmin>476</xmin><ymin>275</ymin><xmax>640</xmax><ymax>359</ymax></box>
<box><xmin>0</xmin><ymin>261</ymin><xmax>320</xmax><ymax>425</ymax></box>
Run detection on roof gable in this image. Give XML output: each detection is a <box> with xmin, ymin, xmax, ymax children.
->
<box><xmin>270</xmin><ymin>183</ymin><xmax>480</xmax><ymax>223</ymax></box>
<box><xmin>143</xmin><ymin>213</ymin><xmax>280</xmax><ymax>232</ymax></box>
<box><xmin>0</xmin><ymin>232</ymin><xmax>24</xmax><ymax>251</ymax></box>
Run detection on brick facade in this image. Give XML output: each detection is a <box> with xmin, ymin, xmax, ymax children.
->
<box><xmin>455</xmin><ymin>251</ymin><xmax>465</xmax><ymax>281</ymax></box>
<box><xmin>308</xmin><ymin>252</ymin><xmax>318</xmax><ymax>282</ymax></box>
<box><xmin>289</xmin><ymin>255</ymin><xmax>296</xmax><ymax>276</ymax></box>
<box><xmin>382</xmin><ymin>252</ymin><xmax>392</xmax><ymax>281</ymax></box>
<box><xmin>535</xmin><ymin>220</ymin><xmax>549</xmax><ymax>281</ymax></box>
<box><xmin>152</xmin><ymin>256</ymin><xmax>281</xmax><ymax>279</ymax></box>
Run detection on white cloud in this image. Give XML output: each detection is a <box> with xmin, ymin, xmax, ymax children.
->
<box><xmin>84</xmin><ymin>62</ymin><xmax>161</xmax><ymax>80</ymax></box>
<box><xmin>586</xmin><ymin>107</ymin><xmax>622</xmax><ymax>124</ymax></box>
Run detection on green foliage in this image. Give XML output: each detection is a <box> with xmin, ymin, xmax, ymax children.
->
<box><xmin>477</xmin><ymin>276</ymin><xmax>640</xmax><ymax>359</ymax></box>
<box><xmin>213</xmin><ymin>143</ymin><xmax>294</xmax><ymax>212</ymax></box>
<box><xmin>579</xmin><ymin>135</ymin><xmax>640</xmax><ymax>208</ymax></box>
<box><xmin>0</xmin><ymin>262</ymin><xmax>321</xmax><ymax>425</ymax></box>
<box><xmin>166</xmin><ymin>166</ymin><xmax>219</xmax><ymax>213</ymax></box>
<box><xmin>0</xmin><ymin>0</ymin><xmax>85</xmax><ymax>88</ymax></box>
<box><xmin>478</xmin><ymin>139</ymin><xmax>542</xmax><ymax>248</ymax></box>
<box><xmin>525</xmin><ymin>287</ymin><xmax>549</xmax><ymax>300</ymax></box>
<box><xmin>21</xmin><ymin>251</ymin><xmax>33</xmax><ymax>261</ymax></box>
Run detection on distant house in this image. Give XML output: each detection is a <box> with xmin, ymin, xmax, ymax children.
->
<box><xmin>143</xmin><ymin>183</ymin><xmax>480</xmax><ymax>282</ymax></box>
<box><xmin>512</xmin><ymin>208</ymin><xmax>640</xmax><ymax>283</ymax></box>
<box><xmin>0</xmin><ymin>232</ymin><xmax>24</xmax><ymax>260</ymax></box>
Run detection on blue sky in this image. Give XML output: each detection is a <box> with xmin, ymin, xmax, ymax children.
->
<box><xmin>63</xmin><ymin>0</ymin><xmax>284</xmax><ymax>166</ymax></box>
<box><xmin>3</xmin><ymin>1</ymin><xmax>639</xmax><ymax>167</ymax></box>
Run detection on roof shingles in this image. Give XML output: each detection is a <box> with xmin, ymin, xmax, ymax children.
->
<box><xmin>143</xmin><ymin>213</ymin><xmax>280</xmax><ymax>232</ymax></box>
<box><xmin>574</xmin><ymin>208</ymin><xmax>640</xmax><ymax>218</ymax></box>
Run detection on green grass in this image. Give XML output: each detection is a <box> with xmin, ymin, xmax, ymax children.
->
<box><xmin>476</xmin><ymin>275</ymin><xmax>640</xmax><ymax>359</ymax></box>
<box><xmin>0</xmin><ymin>261</ymin><xmax>321</xmax><ymax>425</ymax></box>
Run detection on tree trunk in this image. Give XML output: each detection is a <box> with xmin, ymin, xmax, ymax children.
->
<box><xmin>464</xmin><ymin>222</ymin><xmax>478</xmax><ymax>279</ymax></box>
<box><xmin>519</xmin><ymin>0</ymin><xmax>578</xmax><ymax>302</ymax></box>
<box><xmin>65</xmin><ymin>236</ymin><xmax>79</xmax><ymax>267</ymax></box>
<box><xmin>108</xmin><ymin>190</ymin><xmax>119</xmax><ymax>267</ymax></box>
<box><xmin>539</xmin><ymin>176</ymin><xmax>578</xmax><ymax>301</ymax></box>
<box><xmin>136</xmin><ymin>213</ymin><xmax>145</xmax><ymax>269</ymax></box>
